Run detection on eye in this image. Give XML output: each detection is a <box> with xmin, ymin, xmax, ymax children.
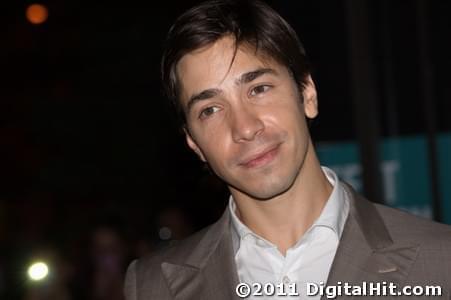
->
<box><xmin>199</xmin><ymin>106</ymin><xmax>220</xmax><ymax>119</ymax></box>
<box><xmin>249</xmin><ymin>85</ymin><xmax>271</xmax><ymax>96</ymax></box>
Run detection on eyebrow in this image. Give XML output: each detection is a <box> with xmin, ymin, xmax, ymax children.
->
<box><xmin>185</xmin><ymin>68</ymin><xmax>277</xmax><ymax>114</ymax></box>
<box><xmin>236</xmin><ymin>68</ymin><xmax>277</xmax><ymax>85</ymax></box>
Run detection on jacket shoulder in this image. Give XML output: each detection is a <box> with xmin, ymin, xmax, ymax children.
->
<box><xmin>124</xmin><ymin>224</ymin><xmax>214</xmax><ymax>300</ymax></box>
<box><xmin>133</xmin><ymin>223</ymin><xmax>213</xmax><ymax>277</ymax></box>
<box><xmin>374</xmin><ymin>203</ymin><xmax>451</xmax><ymax>246</ymax></box>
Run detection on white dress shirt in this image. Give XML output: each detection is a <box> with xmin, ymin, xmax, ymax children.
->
<box><xmin>229</xmin><ymin>167</ymin><xmax>350</xmax><ymax>299</ymax></box>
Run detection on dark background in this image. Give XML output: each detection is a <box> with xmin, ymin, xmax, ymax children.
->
<box><xmin>1</xmin><ymin>0</ymin><xmax>450</xmax><ymax>299</ymax></box>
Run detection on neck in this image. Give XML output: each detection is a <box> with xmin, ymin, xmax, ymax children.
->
<box><xmin>231</xmin><ymin>141</ymin><xmax>333</xmax><ymax>255</ymax></box>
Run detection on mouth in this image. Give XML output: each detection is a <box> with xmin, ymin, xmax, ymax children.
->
<box><xmin>239</xmin><ymin>144</ymin><xmax>281</xmax><ymax>169</ymax></box>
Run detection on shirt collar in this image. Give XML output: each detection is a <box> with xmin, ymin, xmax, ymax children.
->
<box><xmin>313</xmin><ymin>166</ymin><xmax>349</xmax><ymax>237</ymax></box>
<box><xmin>229</xmin><ymin>166</ymin><xmax>350</xmax><ymax>252</ymax></box>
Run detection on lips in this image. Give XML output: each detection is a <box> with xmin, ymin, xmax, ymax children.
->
<box><xmin>239</xmin><ymin>144</ymin><xmax>281</xmax><ymax>168</ymax></box>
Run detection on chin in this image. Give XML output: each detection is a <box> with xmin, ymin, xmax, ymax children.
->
<box><xmin>234</xmin><ymin>176</ymin><xmax>295</xmax><ymax>201</ymax></box>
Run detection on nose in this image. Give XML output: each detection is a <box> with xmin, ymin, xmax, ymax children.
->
<box><xmin>230</xmin><ymin>104</ymin><xmax>265</xmax><ymax>143</ymax></box>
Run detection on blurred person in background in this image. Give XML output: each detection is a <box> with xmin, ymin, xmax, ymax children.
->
<box><xmin>157</xmin><ymin>206</ymin><xmax>194</xmax><ymax>241</ymax></box>
<box><xmin>91</xmin><ymin>226</ymin><xmax>126</xmax><ymax>300</ymax></box>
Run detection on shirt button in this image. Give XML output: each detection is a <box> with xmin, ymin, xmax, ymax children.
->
<box><xmin>282</xmin><ymin>275</ymin><xmax>291</xmax><ymax>284</ymax></box>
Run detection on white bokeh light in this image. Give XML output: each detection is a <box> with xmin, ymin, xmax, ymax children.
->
<box><xmin>27</xmin><ymin>262</ymin><xmax>49</xmax><ymax>281</ymax></box>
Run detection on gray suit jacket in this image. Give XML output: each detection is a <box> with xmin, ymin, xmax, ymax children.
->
<box><xmin>124</xmin><ymin>184</ymin><xmax>451</xmax><ymax>299</ymax></box>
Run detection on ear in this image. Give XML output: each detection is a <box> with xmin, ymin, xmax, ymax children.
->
<box><xmin>184</xmin><ymin>128</ymin><xmax>207</xmax><ymax>162</ymax></box>
<box><xmin>302</xmin><ymin>75</ymin><xmax>318</xmax><ymax>119</ymax></box>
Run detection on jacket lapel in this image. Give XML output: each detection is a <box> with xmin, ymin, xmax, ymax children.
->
<box><xmin>161</xmin><ymin>210</ymin><xmax>240</xmax><ymax>300</ymax></box>
<box><xmin>323</xmin><ymin>184</ymin><xmax>419</xmax><ymax>299</ymax></box>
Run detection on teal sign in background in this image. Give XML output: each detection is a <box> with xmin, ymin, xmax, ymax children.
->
<box><xmin>317</xmin><ymin>133</ymin><xmax>451</xmax><ymax>224</ymax></box>
<box><xmin>438</xmin><ymin>134</ymin><xmax>451</xmax><ymax>224</ymax></box>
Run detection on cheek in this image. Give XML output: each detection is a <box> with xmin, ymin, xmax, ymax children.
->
<box><xmin>264</xmin><ymin>103</ymin><xmax>304</xmax><ymax>128</ymax></box>
<box><xmin>199</xmin><ymin>130</ymin><xmax>231</xmax><ymax>163</ymax></box>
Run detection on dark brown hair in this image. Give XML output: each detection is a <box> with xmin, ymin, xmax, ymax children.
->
<box><xmin>161</xmin><ymin>0</ymin><xmax>310</xmax><ymax>126</ymax></box>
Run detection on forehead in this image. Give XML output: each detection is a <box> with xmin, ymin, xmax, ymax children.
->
<box><xmin>176</xmin><ymin>37</ymin><xmax>284</xmax><ymax>105</ymax></box>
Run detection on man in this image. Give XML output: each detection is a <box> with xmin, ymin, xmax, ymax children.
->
<box><xmin>124</xmin><ymin>0</ymin><xmax>451</xmax><ymax>299</ymax></box>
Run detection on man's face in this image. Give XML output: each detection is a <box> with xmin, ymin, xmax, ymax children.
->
<box><xmin>176</xmin><ymin>36</ymin><xmax>318</xmax><ymax>200</ymax></box>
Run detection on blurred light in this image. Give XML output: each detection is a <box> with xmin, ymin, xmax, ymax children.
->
<box><xmin>159</xmin><ymin>226</ymin><xmax>172</xmax><ymax>240</ymax></box>
<box><xmin>27</xmin><ymin>262</ymin><xmax>49</xmax><ymax>281</ymax></box>
<box><xmin>26</xmin><ymin>4</ymin><xmax>48</xmax><ymax>25</ymax></box>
